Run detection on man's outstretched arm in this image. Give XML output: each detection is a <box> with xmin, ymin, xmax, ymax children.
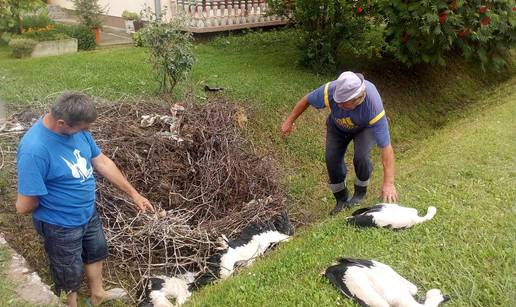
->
<box><xmin>92</xmin><ymin>153</ymin><xmax>154</xmax><ymax>212</ymax></box>
<box><xmin>281</xmin><ymin>95</ymin><xmax>310</xmax><ymax>138</ymax></box>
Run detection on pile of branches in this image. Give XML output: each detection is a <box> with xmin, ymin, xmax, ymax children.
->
<box><xmin>91</xmin><ymin>98</ymin><xmax>286</xmax><ymax>291</ymax></box>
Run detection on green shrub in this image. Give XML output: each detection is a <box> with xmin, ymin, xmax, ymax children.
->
<box><xmin>17</xmin><ymin>27</ymin><xmax>69</xmax><ymax>41</ymax></box>
<box><xmin>131</xmin><ymin>30</ymin><xmax>144</xmax><ymax>47</ymax></box>
<box><xmin>21</xmin><ymin>12</ymin><xmax>55</xmax><ymax>29</ymax></box>
<box><xmin>8</xmin><ymin>38</ymin><xmax>37</xmax><ymax>58</ymax></box>
<box><xmin>122</xmin><ymin>10</ymin><xmax>139</xmax><ymax>21</ymax></box>
<box><xmin>0</xmin><ymin>32</ymin><xmax>12</xmax><ymax>45</ymax></box>
<box><xmin>292</xmin><ymin>0</ymin><xmax>386</xmax><ymax>71</ymax></box>
<box><xmin>273</xmin><ymin>0</ymin><xmax>515</xmax><ymax>72</ymax></box>
<box><xmin>55</xmin><ymin>24</ymin><xmax>95</xmax><ymax>50</ymax></box>
<box><xmin>0</xmin><ymin>0</ymin><xmax>45</xmax><ymax>34</ymax></box>
<box><xmin>379</xmin><ymin>0</ymin><xmax>515</xmax><ymax>70</ymax></box>
<box><xmin>140</xmin><ymin>8</ymin><xmax>195</xmax><ymax>94</ymax></box>
<box><xmin>72</xmin><ymin>0</ymin><xmax>104</xmax><ymax>29</ymax></box>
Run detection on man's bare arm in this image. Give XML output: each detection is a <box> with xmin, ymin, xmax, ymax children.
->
<box><xmin>16</xmin><ymin>194</ymin><xmax>39</xmax><ymax>214</ymax></box>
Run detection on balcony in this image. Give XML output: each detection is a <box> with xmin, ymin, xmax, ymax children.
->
<box><xmin>173</xmin><ymin>0</ymin><xmax>289</xmax><ymax>33</ymax></box>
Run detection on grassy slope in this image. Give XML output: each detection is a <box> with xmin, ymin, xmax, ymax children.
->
<box><xmin>187</xmin><ymin>77</ymin><xmax>516</xmax><ymax>306</ymax></box>
<box><xmin>0</xmin><ymin>32</ymin><xmax>514</xmax><ymax>305</ymax></box>
<box><xmin>0</xmin><ymin>32</ymin><xmax>510</xmax><ymax>223</ymax></box>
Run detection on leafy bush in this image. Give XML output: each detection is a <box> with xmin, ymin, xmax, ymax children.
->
<box><xmin>55</xmin><ymin>24</ymin><xmax>95</xmax><ymax>50</ymax></box>
<box><xmin>0</xmin><ymin>31</ymin><xmax>12</xmax><ymax>45</ymax></box>
<box><xmin>379</xmin><ymin>0</ymin><xmax>515</xmax><ymax>70</ymax></box>
<box><xmin>292</xmin><ymin>0</ymin><xmax>386</xmax><ymax>71</ymax></box>
<box><xmin>140</xmin><ymin>9</ymin><xmax>195</xmax><ymax>93</ymax></box>
<box><xmin>272</xmin><ymin>0</ymin><xmax>515</xmax><ymax>71</ymax></box>
<box><xmin>0</xmin><ymin>0</ymin><xmax>45</xmax><ymax>34</ymax></box>
<box><xmin>72</xmin><ymin>0</ymin><xmax>104</xmax><ymax>29</ymax></box>
<box><xmin>450</xmin><ymin>1</ymin><xmax>515</xmax><ymax>71</ymax></box>
<box><xmin>122</xmin><ymin>10</ymin><xmax>139</xmax><ymax>21</ymax></box>
<box><xmin>17</xmin><ymin>25</ymin><xmax>69</xmax><ymax>41</ymax></box>
<box><xmin>8</xmin><ymin>37</ymin><xmax>37</xmax><ymax>58</ymax></box>
<box><xmin>132</xmin><ymin>30</ymin><xmax>144</xmax><ymax>47</ymax></box>
<box><xmin>21</xmin><ymin>11</ymin><xmax>55</xmax><ymax>29</ymax></box>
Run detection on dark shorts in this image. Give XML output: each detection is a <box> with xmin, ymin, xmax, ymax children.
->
<box><xmin>33</xmin><ymin>210</ymin><xmax>108</xmax><ymax>293</ymax></box>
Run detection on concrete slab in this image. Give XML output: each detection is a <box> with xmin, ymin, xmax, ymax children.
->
<box><xmin>0</xmin><ymin>234</ymin><xmax>61</xmax><ymax>306</ymax></box>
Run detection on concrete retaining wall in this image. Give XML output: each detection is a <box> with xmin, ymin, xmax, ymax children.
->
<box><xmin>31</xmin><ymin>38</ymin><xmax>78</xmax><ymax>58</ymax></box>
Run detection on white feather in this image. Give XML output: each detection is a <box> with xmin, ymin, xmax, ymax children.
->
<box><xmin>219</xmin><ymin>231</ymin><xmax>290</xmax><ymax>279</ymax></box>
<box><xmin>351</xmin><ymin>204</ymin><xmax>437</xmax><ymax>229</ymax></box>
<box><xmin>342</xmin><ymin>260</ymin><xmax>446</xmax><ymax>307</ymax></box>
<box><xmin>149</xmin><ymin>275</ymin><xmax>192</xmax><ymax>307</ymax></box>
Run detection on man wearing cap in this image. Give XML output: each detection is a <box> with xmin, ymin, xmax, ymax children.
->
<box><xmin>281</xmin><ymin>72</ymin><xmax>397</xmax><ymax>215</ymax></box>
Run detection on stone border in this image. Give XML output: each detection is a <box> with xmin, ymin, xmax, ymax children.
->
<box><xmin>31</xmin><ymin>38</ymin><xmax>78</xmax><ymax>58</ymax></box>
<box><xmin>0</xmin><ymin>234</ymin><xmax>61</xmax><ymax>306</ymax></box>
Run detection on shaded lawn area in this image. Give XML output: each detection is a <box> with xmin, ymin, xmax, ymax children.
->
<box><xmin>186</xmin><ymin>77</ymin><xmax>516</xmax><ymax>307</ymax></box>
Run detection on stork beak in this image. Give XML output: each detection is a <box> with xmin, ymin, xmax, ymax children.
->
<box><xmin>442</xmin><ymin>295</ymin><xmax>451</xmax><ymax>303</ymax></box>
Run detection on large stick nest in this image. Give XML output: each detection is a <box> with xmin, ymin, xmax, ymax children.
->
<box><xmin>91</xmin><ymin>98</ymin><xmax>286</xmax><ymax>291</ymax></box>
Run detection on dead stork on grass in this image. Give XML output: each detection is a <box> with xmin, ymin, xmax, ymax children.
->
<box><xmin>139</xmin><ymin>272</ymin><xmax>196</xmax><ymax>307</ymax></box>
<box><xmin>139</xmin><ymin>212</ymin><xmax>294</xmax><ymax>306</ymax></box>
<box><xmin>192</xmin><ymin>211</ymin><xmax>294</xmax><ymax>287</ymax></box>
<box><xmin>324</xmin><ymin>258</ymin><xmax>449</xmax><ymax>307</ymax></box>
<box><xmin>347</xmin><ymin>204</ymin><xmax>437</xmax><ymax>230</ymax></box>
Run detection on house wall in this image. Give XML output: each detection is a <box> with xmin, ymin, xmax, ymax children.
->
<box><xmin>48</xmin><ymin>0</ymin><xmax>172</xmax><ymax>19</ymax></box>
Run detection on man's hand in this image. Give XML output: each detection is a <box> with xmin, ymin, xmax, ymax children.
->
<box><xmin>381</xmin><ymin>182</ymin><xmax>397</xmax><ymax>203</ymax></box>
<box><xmin>280</xmin><ymin>119</ymin><xmax>294</xmax><ymax>138</ymax></box>
<box><xmin>131</xmin><ymin>193</ymin><xmax>155</xmax><ymax>213</ymax></box>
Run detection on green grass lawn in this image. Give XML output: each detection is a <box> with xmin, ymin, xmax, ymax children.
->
<box><xmin>0</xmin><ymin>30</ymin><xmax>514</xmax><ymax>306</ymax></box>
<box><xmin>0</xmin><ymin>30</ymin><xmax>511</xmax><ymax>222</ymax></box>
<box><xmin>186</xmin><ymin>77</ymin><xmax>516</xmax><ymax>306</ymax></box>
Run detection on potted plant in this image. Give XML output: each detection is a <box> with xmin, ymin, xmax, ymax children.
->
<box><xmin>72</xmin><ymin>0</ymin><xmax>104</xmax><ymax>45</ymax></box>
<box><xmin>122</xmin><ymin>10</ymin><xmax>139</xmax><ymax>34</ymax></box>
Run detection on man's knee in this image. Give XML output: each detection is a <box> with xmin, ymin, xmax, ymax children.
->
<box><xmin>37</xmin><ymin>221</ymin><xmax>84</xmax><ymax>293</ymax></box>
<box><xmin>82</xmin><ymin>212</ymin><xmax>108</xmax><ymax>264</ymax></box>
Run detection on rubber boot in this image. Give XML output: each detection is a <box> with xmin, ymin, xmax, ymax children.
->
<box><xmin>349</xmin><ymin>185</ymin><xmax>367</xmax><ymax>204</ymax></box>
<box><xmin>330</xmin><ymin>188</ymin><xmax>351</xmax><ymax>216</ymax></box>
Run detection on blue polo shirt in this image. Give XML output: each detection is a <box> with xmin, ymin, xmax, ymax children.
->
<box><xmin>16</xmin><ymin>118</ymin><xmax>101</xmax><ymax>227</ymax></box>
<box><xmin>307</xmin><ymin>80</ymin><xmax>391</xmax><ymax>147</ymax></box>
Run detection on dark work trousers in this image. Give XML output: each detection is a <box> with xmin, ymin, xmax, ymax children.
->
<box><xmin>325</xmin><ymin>117</ymin><xmax>375</xmax><ymax>194</ymax></box>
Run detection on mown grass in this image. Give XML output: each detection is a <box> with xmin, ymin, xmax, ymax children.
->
<box><xmin>0</xmin><ymin>30</ymin><xmax>511</xmax><ymax>222</ymax></box>
<box><xmin>186</xmin><ymin>77</ymin><xmax>516</xmax><ymax>306</ymax></box>
<box><xmin>0</xmin><ymin>30</ymin><xmax>514</xmax><ymax>306</ymax></box>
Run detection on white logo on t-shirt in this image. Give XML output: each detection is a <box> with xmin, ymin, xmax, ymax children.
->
<box><xmin>61</xmin><ymin>149</ymin><xmax>93</xmax><ymax>182</ymax></box>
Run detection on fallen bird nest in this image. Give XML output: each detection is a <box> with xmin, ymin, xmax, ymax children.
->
<box><xmin>90</xmin><ymin>98</ymin><xmax>287</xmax><ymax>295</ymax></box>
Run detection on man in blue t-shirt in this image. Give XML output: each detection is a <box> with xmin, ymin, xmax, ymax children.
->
<box><xmin>281</xmin><ymin>72</ymin><xmax>397</xmax><ymax>215</ymax></box>
<box><xmin>16</xmin><ymin>92</ymin><xmax>154</xmax><ymax>307</ymax></box>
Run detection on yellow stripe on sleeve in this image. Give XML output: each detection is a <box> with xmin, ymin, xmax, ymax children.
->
<box><xmin>369</xmin><ymin>110</ymin><xmax>385</xmax><ymax>125</ymax></box>
<box><xmin>323</xmin><ymin>82</ymin><xmax>330</xmax><ymax>108</ymax></box>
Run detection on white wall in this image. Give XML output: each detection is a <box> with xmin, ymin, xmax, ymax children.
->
<box><xmin>48</xmin><ymin>0</ymin><xmax>171</xmax><ymax>18</ymax></box>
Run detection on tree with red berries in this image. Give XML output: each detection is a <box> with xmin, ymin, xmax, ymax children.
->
<box><xmin>267</xmin><ymin>0</ymin><xmax>515</xmax><ymax>71</ymax></box>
